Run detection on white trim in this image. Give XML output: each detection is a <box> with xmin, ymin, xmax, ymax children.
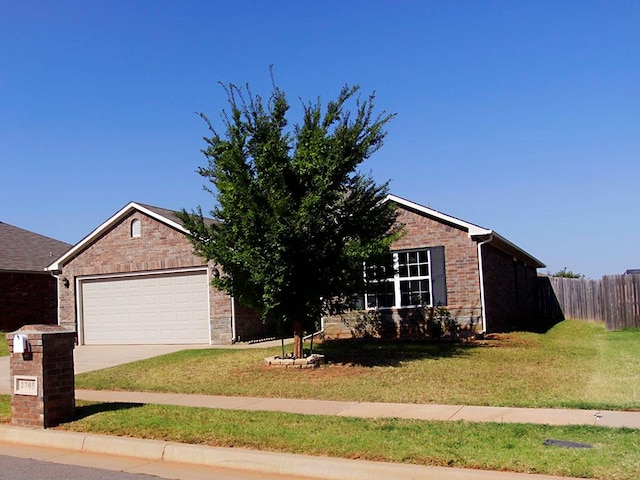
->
<box><xmin>365</xmin><ymin>248</ymin><xmax>434</xmax><ymax>309</ymax></box>
<box><xmin>385</xmin><ymin>194</ymin><xmax>545</xmax><ymax>268</ymax></box>
<box><xmin>385</xmin><ymin>194</ymin><xmax>492</xmax><ymax>237</ymax></box>
<box><xmin>477</xmin><ymin>235</ymin><xmax>493</xmax><ymax>333</ymax></box>
<box><xmin>75</xmin><ymin>266</ymin><xmax>209</xmax><ymax>346</ymax></box>
<box><xmin>46</xmin><ymin>202</ymin><xmax>189</xmax><ymax>271</ymax></box>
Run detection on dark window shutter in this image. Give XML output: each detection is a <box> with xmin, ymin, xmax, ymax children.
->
<box><xmin>430</xmin><ymin>246</ymin><xmax>447</xmax><ymax>306</ymax></box>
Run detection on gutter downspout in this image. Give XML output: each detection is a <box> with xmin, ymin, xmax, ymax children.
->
<box><xmin>476</xmin><ymin>234</ymin><xmax>493</xmax><ymax>334</ymax></box>
<box><xmin>48</xmin><ymin>270</ymin><xmax>62</xmax><ymax>327</ymax></box>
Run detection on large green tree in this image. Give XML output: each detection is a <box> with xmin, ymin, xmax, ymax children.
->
<box><xmin>179</xmin><ymin>78</ymin><xmax>400</xmax><ymax>357</ymax></box>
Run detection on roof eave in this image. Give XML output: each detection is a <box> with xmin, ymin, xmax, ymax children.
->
<box><xmin>384</xmin><ymin>194</ymin><xmax>492</xmax><ymax>237</ymax></box>
<box><xmin>480</xmin><ymin>231</ymin><xmax>546</xmax><ymax>269</ymax></box>
<box><xmin>384</xmin><ymin>194</ymin><xmax>545</xmax><ymax>269</ymax></box>
<box><xmin>46</xmin><ymin>202</ymin><xmax>190</xmax><ymax>271</ymax></box>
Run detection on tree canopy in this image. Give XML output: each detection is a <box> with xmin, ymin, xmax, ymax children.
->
<box><xmin>551</xmin><ymin>267</ymin><xmax>584</xmax><ymax>279</ymax></box>
<box><xmin>178</xmin><ymin>77</ymin><xmax>400</xmax><ymax>357</ymax></box>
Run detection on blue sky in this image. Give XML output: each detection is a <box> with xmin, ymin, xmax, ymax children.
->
<box><xmin>1</xmin><ymin>1</ymin><xmax>638</xmax><ymax>278</ymax></box>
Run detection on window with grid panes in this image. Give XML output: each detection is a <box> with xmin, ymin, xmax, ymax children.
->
<box><xmin>365</xmin><ymin>248</ymin><xmax>439</xmax><ymax>309</ymax></box>
<box><xmin>397</xmin><ymin>250</ymin><xmax>431</xmax><ymax>306</ymax></box>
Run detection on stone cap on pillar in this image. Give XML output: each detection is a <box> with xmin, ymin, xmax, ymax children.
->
<box><xmin>10</xmin><ymin>324</ymin><xmax>75</xmax><ymax>335</ymax></box>
<box><xmin>6</xmin><ymin>325</ymin><xmax>76</xmax><ymax>353</ymax></box>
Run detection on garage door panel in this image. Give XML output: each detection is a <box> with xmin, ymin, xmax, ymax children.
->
<box><xmin>81</xmin><ymin>271</ymin><xmax>209</xmax><ymax>345</ymax></box>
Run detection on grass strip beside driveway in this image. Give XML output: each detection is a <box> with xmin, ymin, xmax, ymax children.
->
<box><xmin>76</xmin><ymin>320</ymin><xmax>640</xmax><ymax>410</ymax></box>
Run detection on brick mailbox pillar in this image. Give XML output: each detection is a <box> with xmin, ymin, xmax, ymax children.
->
<box><xmin>6</xmin><ymin>325</ymin><xmax>76</xmax><ymax>428</ymax></box>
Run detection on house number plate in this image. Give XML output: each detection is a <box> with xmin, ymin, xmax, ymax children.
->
<box><xmin>14</xmin><ymin>375</ymin><xmax>38</xmax><ymax>396</ymax></box>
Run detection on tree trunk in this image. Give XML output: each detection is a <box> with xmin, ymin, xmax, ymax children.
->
<box><xmin>293</xmin><ymin>321</ymin><xmax>304</xmax><ymax>358</ymax></box>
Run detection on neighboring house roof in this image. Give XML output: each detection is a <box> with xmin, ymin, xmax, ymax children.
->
<box><xmin>385</xmin><ymin>194</ymin><xmax>546</xmax><ymax>269</ymax></box>
<box><xmin>46</xmin><ymin>202</ymin><xmax>215</xmax><ymax>271</ymax></box>
<box><xmin>0</xmin><ymin>222</ymin><xmax>72</xmax><ymax>273</ymax></box>
<box><xmin>625</xmin><ymin>269</ymin><xmax>640</xmax><ymax>275</ymax></box>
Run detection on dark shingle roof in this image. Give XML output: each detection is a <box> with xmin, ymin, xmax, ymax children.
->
<box><xmin>0</xmin><ymin>222</ymin><xmax>72</xmax><ymax>272</ymax></box>
<box><xmin>137</xmin><ymin>203</ymin><xmax>218</xmax><ymax>227</ymax></box>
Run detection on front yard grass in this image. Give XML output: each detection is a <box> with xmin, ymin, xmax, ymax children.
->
<box><xmin>76</xmin><ymin>320</ymin><xmax>640</xmax><ymax>410</ymax></box>
<box><xmin>53</xmin><ymin>401</ymin><xmax>640</xmax><ymax>480</ymax></box>
<box><xmin>3</xmin><ymin>320</ymin><xmax>640</xmax><ymax>479</ymax></box>
<box><xmin>0</xmin><ymin>334</ymin><xmax>8</xmax><ymax>356</ymax></box>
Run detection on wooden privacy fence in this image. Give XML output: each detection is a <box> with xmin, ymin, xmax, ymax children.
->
<box><xmin>537</xmin><ymin>275</ymin><xmax>640</xmax><ymax>330</ymax></box>
<box><xmin>602</xmin><ymin>274</ymin><xmax>640</xmax><ymax>330</ymax></box>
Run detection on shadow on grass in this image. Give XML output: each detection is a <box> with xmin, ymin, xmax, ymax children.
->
<box><xmin>315</xmin><ymin>338</ymin><xmax>478</xmax><ymax>368</ymax></box>
<box><xmin>73</xmin><ymin>402</ymin><xmax>144</xmax><ymax>421</ymax></box>
<box><xmin>501</xmin><ymin>317</ymin><xmax>563</xmax><ymax>334</ymax></box>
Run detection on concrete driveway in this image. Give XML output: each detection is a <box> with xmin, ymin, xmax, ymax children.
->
<box><xmin>0</xmin><ymin>344</ymin><xmax>196</xmax><ymax>394</ymax></box>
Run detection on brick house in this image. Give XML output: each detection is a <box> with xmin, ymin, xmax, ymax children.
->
<box><xmin>46</xmin><ymin>202</ymin><xmax>265</xmax><ymax>345</ymax></box>
<box><xmin>0</xmin><ymin>222</ymin><xmax>71</xmax><ymax>331</ymax></box>
<box><xmin>324</xmin><ymin>195</ymin><xmax>546</xmax><ymax>338</ymax></box>
<box><xmin>47</xmin><ymin>196</ymin><xmax>544</xmax><ymax>345</ymax></box>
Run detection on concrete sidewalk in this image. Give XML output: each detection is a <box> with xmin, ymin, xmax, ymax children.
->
<box><xmin>75</xmin><ymin>389</ymin><xmax>640</xmax><ymax>429</ymax></box>
<box><xmin>1</xmin><ymin>343</ymin><xmax>637</xmax><ymax>479</ymax></box>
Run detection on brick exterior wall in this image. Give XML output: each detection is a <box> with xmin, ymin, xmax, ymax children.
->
<box><xmin>324</xmin><ymin>205</ymin><xmax>484</xmax><ymax>339</ymax></box>
<box><xmin>57</xmin><ymin>210</ymin><xmax>264</xmax><ymax>344</ymax></box>
<box><xmin>481</xmin><ymin>243</ymin><xmax>539</xmax><ymax>331</ymax></box>
<box><xmin>234</xmin><ymin>302</ymin><xmax>269</xmax><ymax>341</ymax></box>
<box><xmin>7</xmin><ymin>325</ymin><xmax>75</xmax><ymax>428</ymax></box>
<box><xmin>0</xmin><ymin>272</ymin><xmax>58</xmax><ymax>331</ymax></box>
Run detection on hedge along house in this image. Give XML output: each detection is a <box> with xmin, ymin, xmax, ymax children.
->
<box><xmin>0</xmin><ymin>222</ymin><xmax>71</xmax><ymax>332</ymax></box>
<box><xmin>46</xmin><ymin>202</ymin><xmax>265</xmax><ymax>346</ymax></box>
<box><xmin>324</xmin><ymin>195</ymin><xmax>546</xmax><ymax>338</ymax></box>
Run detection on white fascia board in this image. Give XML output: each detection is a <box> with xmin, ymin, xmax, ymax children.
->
<box><xmin>384</xmin><ymin>194</ymin><xmax>492</xmax><ymax>237</ymax></box>
<box><xmin>45</xmin><ymin>202</ymin><xmax>189</xmax><ymax>271</ymax></box>
<box><xmin>488</xmin><ymin>231</ymin><xmax>546</xmax><ymax>268</ymax></box>
<box><xmin>384</xmin><ymin>194</ymin><xmax>545</xmax><ymax>268</ymax></box>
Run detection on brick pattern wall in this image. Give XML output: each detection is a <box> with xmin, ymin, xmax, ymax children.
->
<box><xmin>392</xmin><ymin>207</ymin><xmax>483</xmax><ymax>316</ymax></box>
<box><xmin>481</xmin><ymin>244</ymin><xmax>539</xmax><ymax>331</ymax></box>
<box><xmin>233</xmin><ymin>302</ymin><xmax>266</xmax><ymax>341</ymax></box>
<box><xmin>0</xmin><ymin>273</ymin><xmax>58</xmax><ymax>331</ymax></box>
<box><xmin>324</xmin><ymin>205</ymin><xmax>484</xmax><ymax>339</ymax></box>
<box><xmin>58</xmin><ymin>210</ymin><xmax>263</xmax><ymax>344</ymax></box>
<box><xmin>7</xmin><ymin>325</ymin><xmax>75</xmax><ymax>428</ymax></box>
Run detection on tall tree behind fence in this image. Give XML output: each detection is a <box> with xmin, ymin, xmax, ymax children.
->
<box><xmin>537</xmin><ymin>275</ymin><xmax>640</xmax><ymax>330</ymax></box>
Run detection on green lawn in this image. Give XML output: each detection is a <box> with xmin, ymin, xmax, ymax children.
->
<box><xmin>54</xmin><ymin>401</ymin><xmax>640</xmax><ymax>480</ymax></box>
<box><xmin>76</xmin><ymin>320</ymin><xmax>640</xmax><ymax>410</ymax></box>
<box><xmin>0</xmin><ymin>334</ymin><xmax>8</xmax><ymax>356</ymax></box>
<box><xmin>4</xmin><ymin>320</ymin><xmax>640</xmax><ymax>479</ymax></box>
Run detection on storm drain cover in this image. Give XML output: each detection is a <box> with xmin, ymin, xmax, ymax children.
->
<box><xmin>544</xmin><ymin>439</ymin><xmax>593</xmax><ymax>449</ymax></box>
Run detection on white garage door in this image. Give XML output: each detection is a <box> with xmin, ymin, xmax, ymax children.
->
<box><xmin>81</xmin><ymin>270</ymin><xmax>209</xmax><ymax>345</ymax></box>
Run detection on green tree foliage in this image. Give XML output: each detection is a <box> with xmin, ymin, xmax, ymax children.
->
<box><xmin>551</xmin><ymin>267</ymin><xmax>584</xmax><ymax>279</ymax></box>
<box><xmin>178</xmin><ymin>77</ymin><xmax>400</xmax><ymax>357</ymax></box>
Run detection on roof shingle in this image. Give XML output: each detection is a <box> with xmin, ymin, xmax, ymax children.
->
<box><xmin>0</xmin><ymin>222</ymin><xmax>72</xmax><ymax>272</ymax></box>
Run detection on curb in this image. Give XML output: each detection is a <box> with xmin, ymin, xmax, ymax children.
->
<box><xmin>0</xmin><ymin>425</ymin><xmax>583</xmax><ymax>480</ymax></box>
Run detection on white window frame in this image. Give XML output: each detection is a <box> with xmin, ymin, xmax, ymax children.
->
<box><xmin>365</xmin><ymin>249</ymin><xmax>433</xmax><ymax>309</ymax></box>
<box><xmin>131</xmin><ymin>219</ymin><xmax>142</xmax><ymax>238</ymax></box>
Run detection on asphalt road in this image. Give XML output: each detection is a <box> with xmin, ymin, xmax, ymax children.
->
<box><xmin>0</xmin><ymin>444</ymin><xmax>315</xmax><ymax>480</ymax></box>
<box><xmin>0</xmin><ymin>454</ymin><xmax>160</xmax><ymax>480</ymax></box>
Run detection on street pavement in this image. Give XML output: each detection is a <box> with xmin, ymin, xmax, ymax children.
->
<box><xmin>1</xmin><ymin>343</ymin><xmax>638</xmax><ymax>479</ymax></box>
